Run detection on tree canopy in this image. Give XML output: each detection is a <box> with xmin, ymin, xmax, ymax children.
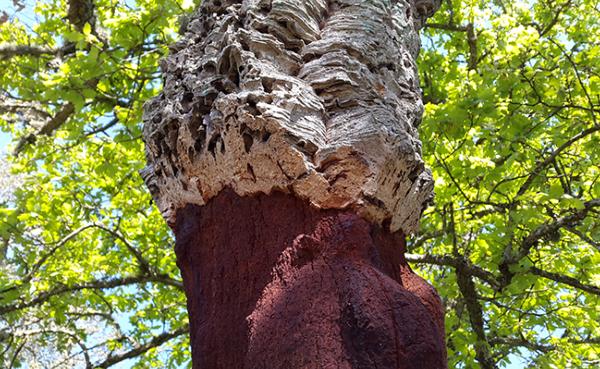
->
<box><xmin>0</xmin><ymin>0</ymin><xmax>598</xmax><ymax>368</ymax></box>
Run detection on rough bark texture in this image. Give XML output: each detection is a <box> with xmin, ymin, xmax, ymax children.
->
<box><xmin>142</xmin><ymin>0</ymin><xmax>439</xmax><ymax>234</ymax></box>
<box><xmin>142</xmin><ymin>0</ymin><xmax>446</xmax><ymax>368</ymax></box>
<box><xmin>176</xmin><ymin>189</ymin><xmax>446</xmax><ymax>369</ymax></box>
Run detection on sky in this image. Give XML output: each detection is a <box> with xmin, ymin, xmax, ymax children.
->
<box><xmin>0</xmin><ymin>131</ymin><xmax>9</xmax><ymax>153</ymax></box>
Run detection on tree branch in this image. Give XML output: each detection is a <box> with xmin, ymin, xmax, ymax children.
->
<box><xmin>406</xmin><ymin>229</ymin><xmax>445</xmax><ymax>250</ymax></box>
<box><xmin>84</xmin><ymin>117</ymin><xmax>119</xmax><ymax>137</ymax></box>
<box><xmin>489</xmin><ymin>336</ymin><xmax>553</xmax><ymax>353</ymax></box>
<box><xmin>424</xmin><ymin>22</ymin><xmax>478</xmax><ymax>69</ymax></box>
<box><xmin>515</xmin><ymin>199</ymin><xmax>598</xmax><ymax>261</ymax></box>
<box><xmin>455</xmin><ymin>264</ymin><xmax>498</xmax><ymax>369</ymax></box>
<box><xmin>515</xmin><ymin>126</ymin><xmax>600</xmax><ymax>198</ymax></box>
<box><xmin>0</xmin><ymin>222</ymin><xmax>161</xmax><ymax>294</ymax></box>
<box><xmin>425</xmin><ymin>22</ymin><xmax>468</xmax><ymax>32</ymax></box>
<box><xmin>0</xmin><ymin>274</ymin><xmax>183</xmax><ymax>315</ymax></box>
<box><xmin>565</xmin><ymin>226</ymin><xmax>600</xmax><ymax>252</ymax></box>
<box><xmin>0</xmin><ymin>97</ymin><xmax>52</xmax><ymax>120</ymax></box>
<box><xmin>0</xmin><ymin>224</ymin><xmax>97</xmax><ymax>294</ymax></box>
<box><xmin>93</xmin><ymin>325</ymin><xmax>189</xmax><ymax>368</ymax></box>
<box><xmin>90</xmin><ymin>222</ymin><xmax>152</xmax><ymax>275</ymax></box>
<box><xmin>14</xmin><ymin>103</ymin><xmax>75</xmax><ymax>155</ymax></box>
<box><xmin>67</xmin><ymin>0</ymin><xmax>96</xmax><ymax>32</ymax></box>
<box><xmin>500</xmin><ymin>199</ymin><xmax>600</xmax><ymax>286</ymax></box>
<box><xmin>530</xmin><ymin>267</ymin><xmax>600</xmax><ymax>296</ymax></box>
<box><xmin>489</xmin><ymin>334</ymin><xmax>599</xmax><ymax>352</ymax></box>
<box><xmin>405</xmin><ymin>253</ymin><xmax>501</xmax><ymax>289</ymax></box>
<box><xmin>0</xmin><ymin>44</ymin><xmax>60</xmax><ymax>60</ymax></box>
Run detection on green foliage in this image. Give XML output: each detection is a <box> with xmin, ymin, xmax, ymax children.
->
<box><xmin>0</xmin><ymin>0</ymin><xmax>598</xmax><ymax>368</ymax></box>
<box><xmin>416</xmin><ymin>0</ymin><xmax>599</xmax><ymax>368</ymax></box>
<box><xmin>0</xmin><ymin>0</ymin><xmax>195</xmax><ymax>367</ymax></box>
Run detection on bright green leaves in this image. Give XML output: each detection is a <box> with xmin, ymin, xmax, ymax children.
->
<box><xmin>415</xmin><ymin>0</ymin><xmax>600</xmax><ymax>368</ymax></box>
<box><xmin>0</xmin><ymin>1</ymin><xmax>194</xmax><ymax>368</ymax></box>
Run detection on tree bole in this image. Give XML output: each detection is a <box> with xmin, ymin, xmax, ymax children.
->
<box><xmin>142</xmin><ymin>0</ymin><xmax>446</xmax><ymax>367</ymax></box>
<box><xmin>175</xmin><ymin>189</ymin><xmax>446</xmax><ymax>368</ymax></box>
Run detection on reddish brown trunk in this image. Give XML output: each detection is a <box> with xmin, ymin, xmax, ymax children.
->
<box><xmin>175</xmin><ymin>189</ymin><xmax>446</xmax><ymax>369</ymax></box>
<box><xmin>143</xmin><ymin>0</ymin><xmax>446</xmax><ymax>366</ymax></box>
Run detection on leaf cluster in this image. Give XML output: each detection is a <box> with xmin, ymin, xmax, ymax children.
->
<box><xmin>0</xmin><ymin>1</ymin><xmax>196</xmax><ymax>368</ymax></box>
<box><xmin>415</xmin><ymin>0</ymin><xmax>599</xmax><ymax>367</ymax></box>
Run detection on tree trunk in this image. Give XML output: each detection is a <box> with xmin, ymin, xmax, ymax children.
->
<box><xmin>142</xmin><ymin>0</ymin><xmax>446</xmax><ymax>368</ymax></box>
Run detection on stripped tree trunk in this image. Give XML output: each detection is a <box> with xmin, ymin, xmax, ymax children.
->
<box><xmin>142</xmin><ymin>0</ymin><xmax>446</xmax><ymax>368</ymax></box>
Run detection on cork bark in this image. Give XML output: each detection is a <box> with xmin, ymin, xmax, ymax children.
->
<box><xmin>142</xmin><ymin>0</ymin><xmax>439</xmax><ymax>234</ymax></box>
<box><xmin>142</xmin><ymin>0</ymin><xmax>445</xmax><ymax>368</ymax></box>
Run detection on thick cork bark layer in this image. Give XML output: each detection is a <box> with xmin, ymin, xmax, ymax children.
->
<box><xmin>142</xmin><ymin>0</ymin><xmax>441</xmax><ymax>234</ymax></box>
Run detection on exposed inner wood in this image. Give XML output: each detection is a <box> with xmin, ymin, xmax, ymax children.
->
<box><xmin>175</xmin><ymin>189</ymin><xmax>447</xmax><ymax>369</ymax></box>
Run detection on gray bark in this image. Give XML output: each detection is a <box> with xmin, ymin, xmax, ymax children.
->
<box><xmin>142</xmin><ymin>0</ymin><xmax>440</xmax><ymax>234</ymax></box>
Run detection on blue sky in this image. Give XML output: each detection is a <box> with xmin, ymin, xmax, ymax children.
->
<box><xmin>0</xmin><ymin>131</ymin><xmax>10</xmax><ymax>153</ymax></box>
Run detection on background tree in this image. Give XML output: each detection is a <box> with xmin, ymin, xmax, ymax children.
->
<box><xmin>1</xmin><ymin>1</ymin><xmax>193</xmax><ymax>368</ymax></box>
<box><xmin>0</xmin><ymin>0</ymin><xmax>598</xmax><ymax>368</ymax></box>
<box><xmin>415</xmin><ymin>1</ymin><xmax>599</xmax><ymax>368</ymax></box>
